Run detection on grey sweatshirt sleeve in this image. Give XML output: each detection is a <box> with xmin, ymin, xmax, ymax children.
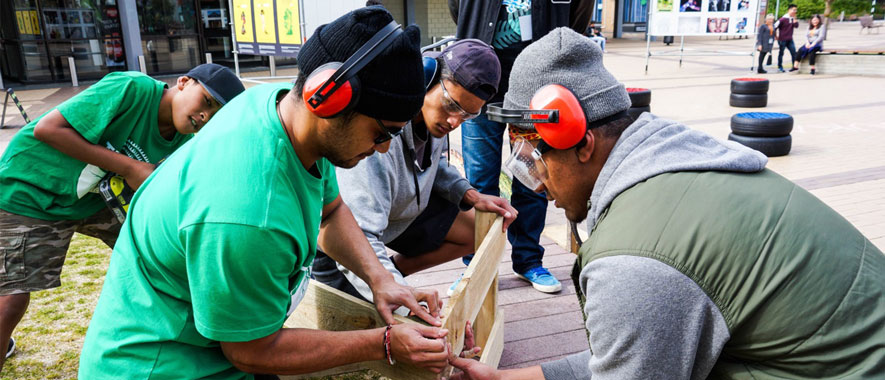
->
<box><xmin>431</xmin><ymin>139</ymin><xmax>473</xmax><ymax>210</ymax></box>
<box><xmin>545</xmin><ymin>255</ymin><xmax>730</xmax><ymax>380</ymax></box>
<box><xmin>541</xmin><ymin>350</ymin><xmax>592</xmax><ymax>380</ymax></box>
<box><xmin>333</xmin><ymin>157</ymin><xmax>408</xmax><ymax>303</ymax></box>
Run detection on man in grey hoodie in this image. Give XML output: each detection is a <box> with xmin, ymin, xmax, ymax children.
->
<box><xmin>312</xmin><ymin>39</ymin><xmax>517</xmax><ymax>304</ymax></box>
<box><xmin>449</xmin><ymin>27</ymin><xmax>884</xmax><ymax>380</ymax></box>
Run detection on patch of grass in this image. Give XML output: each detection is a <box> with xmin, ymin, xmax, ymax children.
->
<box><xmin>2</xmin><ymin>233</ymin><xmax>111</xmax><ymax>380</ymax></box>
<box><xmin>1</xmin><ymin>234</ymin><xmax>386</xmax><ymax>380</ymax></box>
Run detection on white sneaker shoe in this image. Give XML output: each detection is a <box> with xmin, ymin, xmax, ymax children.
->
<box><xmin>6</xmin><ymin>338</ymin><xmax>15</xmax><ymax>359</ymax></box>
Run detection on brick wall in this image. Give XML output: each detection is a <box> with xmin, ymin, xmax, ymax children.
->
<box><xmin>383</xmin><ymin>0</ymin><xmax>406</xmax><ymax>25</ymax></box>
<box><xmin>425</xmin><ymin>0</ymin><xmax>456</xmax><ymax>42</ymax></box>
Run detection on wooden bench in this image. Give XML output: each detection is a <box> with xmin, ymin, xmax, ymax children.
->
<box><xmin>798</xmin><ymin>50</ymin><xmax>885</xmax><ymax>76</ymax></box>
<box><xmin>282</xmin><ymin>212</ymin><xmax>506</xmax><ymax>379</ymax></box>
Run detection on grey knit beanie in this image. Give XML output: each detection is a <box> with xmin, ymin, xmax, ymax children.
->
<box><xmin>503</xmin><ymin>27</ymin><xmax>631</xmax><ymax>130</ymax></box>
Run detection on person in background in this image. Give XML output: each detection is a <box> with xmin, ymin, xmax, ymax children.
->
<box><xmin>586</xmin><ymin>26</ymin><xmax>606</xmax><ymax>52</ymax></box>
<box><xmin>446</xmin><ymin>0</ymin><xmax>593</xmax><ymax>295</ymax></box>
<box><xmin>774</xmin><ymin>4</ymin><xmax>799</xmax><ymax>72</ymax></box>
<box><xmin>794</xmin><ymin>14</ymin><xmax>826</xmax><ymax>75</ymax></box>
<box><xmin>756</xmin><ymin>14</ymin><xmax>776</xmax><ymax>73</ymax></box>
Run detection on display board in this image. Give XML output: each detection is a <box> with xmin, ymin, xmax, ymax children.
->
<box><xmin>231</xmin><ymin>0</ymin><xmax>303</xmax><ymax>57</ymax></box>
<box><xmin>649</xmin><ymin>0</ymin><xmax>758</xmax><ymax>36</ymax></box>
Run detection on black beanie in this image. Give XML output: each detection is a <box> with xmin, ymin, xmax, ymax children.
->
<box><xmin>297</xmin><ymin>6</ymin><xmax>424</xmax><ymax>122</ymax></box>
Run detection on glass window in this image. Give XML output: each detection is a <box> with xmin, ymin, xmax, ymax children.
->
<box><xmin>38</xmin><ymin>0</ymin><xmax>126</xmax><ymax>80</ymax></box>
<box><xmin>623</xmin><ymin>0</ymin><xmax>649</xmax><ymax>23</ymax></box>
<box><xmin>138</xmin><ymin>0</ymin><xmax>201</xmax><ymax>74</ymax></box>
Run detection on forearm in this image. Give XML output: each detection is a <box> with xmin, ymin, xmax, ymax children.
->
<box><xmin>33</xmin><ymin>110</ymin><xmax>139</xmax><ymax>175</ymax></box>
<box><xmin>223</xmin><ymin>328</ymin><xmax>384</xmax><ymax>375</ymax></box>
<box><xmin>319</xmin><ymin>200</ymin><xmax>394</xmax><ymax>289</ymax></box>
<box><xmin>502</xmin><ymin>366</ymin><xmax>546</xmax><ymax>380</ymax></box>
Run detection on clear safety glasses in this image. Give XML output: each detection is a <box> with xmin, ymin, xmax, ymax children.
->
<box><xmin>504</xmin><ymin>137</ymin><xmax>550</xmax><ymax>190</ymax></box>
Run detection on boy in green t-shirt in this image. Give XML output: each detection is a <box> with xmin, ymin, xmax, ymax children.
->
<box><xmin>0</xmin><ymin>63</ymin><xmax>244</xmax><ymax>369</ymax></box>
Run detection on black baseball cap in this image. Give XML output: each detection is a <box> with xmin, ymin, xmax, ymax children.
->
<box><xmin>426</xmin><ymin>39</ymin><xmax>501</xmax><ymax>101</ymax></box>
<box><xmin>185</xmin><ymin>63</ymin><xmax>246</xmax><ymax>105</ymax></box>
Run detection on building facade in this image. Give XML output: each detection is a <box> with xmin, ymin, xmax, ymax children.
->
<box><xmin>2</xmin><ymin>0</ymin><xmax>655</xmax><ymax>85</ymax></box>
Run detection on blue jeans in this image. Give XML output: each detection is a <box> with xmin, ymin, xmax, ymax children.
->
<box><xmin>460</xmin><ymin>113</ymin><xmax>547</xmax><ymax>274</ymax></box>
<box><xmin>777</xmin><ymin>39</ymin><xmax>796</xmax><ymax>69</ymax></box>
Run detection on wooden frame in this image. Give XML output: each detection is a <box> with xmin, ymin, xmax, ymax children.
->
<box><xmin>281</xmin><ymin>212</ymin><xmax>506</xmax><ymax>379</ymax></box>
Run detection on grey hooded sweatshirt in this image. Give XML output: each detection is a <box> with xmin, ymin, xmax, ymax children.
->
<box><xmin>539</xmin><ymin>113</ymin><xmax>768</xmax><ymax>379</ymax></box>
<box><xmin>333</xmin><ymin>122</ymin><xmax>473</xmax><ymax>302</ymax></box>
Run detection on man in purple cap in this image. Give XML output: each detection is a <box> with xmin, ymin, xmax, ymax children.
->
<box><xmin>313</xmin><ymin>39</ymin><xmax>517</xmax><ymax>304</ymax></box>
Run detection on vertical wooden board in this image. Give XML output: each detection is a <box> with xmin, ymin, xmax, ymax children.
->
<box><xmin>282</xmin><ymin>282</ymin><xmax>436</xmax><ymax>380</ymax></box>
<box><xmin>472</xmin><ymin>276</ymin><xmax>497</xmax><ymax>348</ymax></box>
<box><xmin>478</xmin><ymin>310</ymin><xmax>504</xmax><ymax>369</ymax></box>
<box><xmin>567</xmin><ymin>221</ymin><xmax>581</xmax><ymax>255</ymax></box>
<box><xmin>442</xmin><ymin>216</ymin><xmax>506</xmax><ymax>358</ymax></box>
<box><xmin>474</xmin><ymin>211</ymin><xmax>498</xmax><ymax>251</ymax></box>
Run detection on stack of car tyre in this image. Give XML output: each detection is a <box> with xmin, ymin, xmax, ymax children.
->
<box><xmin>626</xmin><ymin>88</ymin><xmax>651</xmax><ymax>119</ymax></box>
<box><xmin>730</xmin><ymin>78</ymin><xmax>768</xmax><ymax>108</ymax></box>
<box><xmin>728</xmin><ymin>112</ymin><xmax>793</xmax><ymax>157</ymax></box>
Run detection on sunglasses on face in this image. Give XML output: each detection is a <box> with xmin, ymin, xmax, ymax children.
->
<box><xmin>440</xmin><ymin>80</ymin><xmax>481</xmax><ymax>121</ymax></box>
<box><xmin>374</xmin><ymin>118</ymin><xmax>405</xmax><ymax>145</ymax></box>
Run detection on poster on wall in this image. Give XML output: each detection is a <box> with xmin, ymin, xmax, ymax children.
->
<box><xmin>231</xmin><ymin>0</ymin><xmax>303</xmax><ymax>57</ymax></box>
<box><xmin>275</xmin><ymin>0</ymin><xmax>302</xmax><ymax>55</ymax></box>
<box><xmin>651</xmin><ymin>0</ymin><xmax>758</xmax><ymax>36</ymax></box>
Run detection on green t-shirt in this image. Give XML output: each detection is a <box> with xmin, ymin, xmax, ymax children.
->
<box><xmin>0</xmin><ymin>71</ymin><xmax>190</xmax><ymax>221</ymax></box>
<box><xmin>78</xmin><ymin>83</ymin><xmax>339</xmax><ymax>380</ymax></box>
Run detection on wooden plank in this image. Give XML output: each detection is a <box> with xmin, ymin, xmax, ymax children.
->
<box><xmin>478</xmin><ymin>310</ymin><xmax>504</xmax><ymax>369</ymax></box>
<box><xmin>566</xmin><ymin>222</ymin><xmax>580</xmax><ymax>255</ymax></box>
<box><xmin>474</xmin><ymin>211</ymin><xmax>498</xmax><ymax>252</ymax></box>
<box><xmin>281</xmin><ymin>282</ymin><xmax>436</xmax><ymax>380</ymax></box>
<box><xmin>472</xmin><ymin>276</ymin><xmax>497</xmax><ymax>349</ymax></box>
<box><xmin>471</xmin><ymin>211</ymin><xmax>499</xmax><ymax>351</ymax></box>
<box><xmin>441</xmin><ymin>216</ymin><xmax>506</xmax><ymax>359</ymax></box>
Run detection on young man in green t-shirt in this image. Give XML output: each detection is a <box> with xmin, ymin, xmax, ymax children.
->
<box><xmin>0</xmin><ymin>63</ymin><xmax>244</xmax><ymax>369</ymax></box>
<box><xmin>78</xmin><ymin>7</ymin><xmax>450</xmax><ymax>379</ymax></box>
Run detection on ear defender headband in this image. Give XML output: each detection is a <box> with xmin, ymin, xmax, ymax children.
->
<box><xmin>302</xmin><ymin>20</ymin><xmax>403</xmax><ymax>118</ymax></box>
<box><xmin>488</xmin><ymin>84</ymin><xmax>628</xmax><ymax>151</ymax></box>
<box><xmin>422</xmin><ymin>56</ymin><xmax>441</xmax><ymax>91</ymax></box>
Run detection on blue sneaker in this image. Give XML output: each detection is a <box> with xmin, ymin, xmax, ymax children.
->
<box><xmin>516</xmin><ymin>267</ymin><xmax>562</xmax><ymax>293</ymax></box>
<box><xmin>447</xmin><ymin>273</ymin><xmax>464</xmax><ymax>296</ymax></box>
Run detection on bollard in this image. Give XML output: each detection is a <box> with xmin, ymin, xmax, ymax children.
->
<box><xmin>269</xmin><ymin>56</ymin><xmax>276</xmax><ymax>77</ymax></box>
<box><xmin>68</xmin><ymin>57</ymin><xmax>79</xmax><ymax>87</ymax></box>
<box><xmin>138</xmin><ymin>55</ymin><xmax>147</xmax><ymax>74</ymax></box>
<box><xmin>205</xmin><ymin>53</ymin><xmax>213</xmax><ymax>64</ymax></box>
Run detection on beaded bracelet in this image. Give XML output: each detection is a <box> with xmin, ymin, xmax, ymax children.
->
<box><xmin>384</xmin><ymin>325</ymin><xmax>396</xmax><ymax>365</ymax></box>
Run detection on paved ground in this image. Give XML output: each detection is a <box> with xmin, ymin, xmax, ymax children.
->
<box><xmin>1</xmin><ymin>19</ymin><xmax>883</xmax><ymax>372</ymax></box>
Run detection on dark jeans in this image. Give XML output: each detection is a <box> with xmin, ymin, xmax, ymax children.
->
<box><xmin>796</xmin><ymin>44</ymin><xmax>823</xmax><ymax>65</ymax></box>
<box><xmin>460</xmin><ymin>113</ymin><xmax>547</xmax><ymax>274</ymax></box>
<box><xmin>777</xmin><ymin>39</ymin><xmax>796</xmax><ymax>69</ymax></box>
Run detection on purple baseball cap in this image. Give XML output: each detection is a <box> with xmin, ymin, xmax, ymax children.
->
<box><xmin>428</xmin><ymin>39</ymin><xmax>501</xmax><ymax>101</ymax></box>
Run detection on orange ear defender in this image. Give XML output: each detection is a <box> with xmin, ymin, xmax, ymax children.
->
<box><xmin>487</xmin><ymin>84</ymin><xmax>586</xmax><ymax>150</ymax></box>
<box><xmin>488</xmin><ymin>84</ymin><xmax>627</xmax><ymax>151</ymax></box>
<box><xmin>302</xmin><ymin>20</ymin><xmax>402</xmax><ymax>118</ymax></box>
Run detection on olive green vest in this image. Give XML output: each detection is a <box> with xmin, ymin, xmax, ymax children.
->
<box><xmin>574</xmin><ymin>169</ymin><xmax>885</xmax><ymax>379</ymax></box>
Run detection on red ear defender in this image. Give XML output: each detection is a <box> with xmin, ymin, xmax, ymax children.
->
<box><xmin>299</xmin><ymin>20</ymin><xmax>401</xmax><ymax>119</ymax></box>
<box><xmin>529</xmin><ymin>84</ymin><xmax>587</xmax><ymax>150</ymax></box>
<box><xmin>302</xmin><ymin>62</ymin><xmax>358</xmax><ymax>118</ymax></box>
